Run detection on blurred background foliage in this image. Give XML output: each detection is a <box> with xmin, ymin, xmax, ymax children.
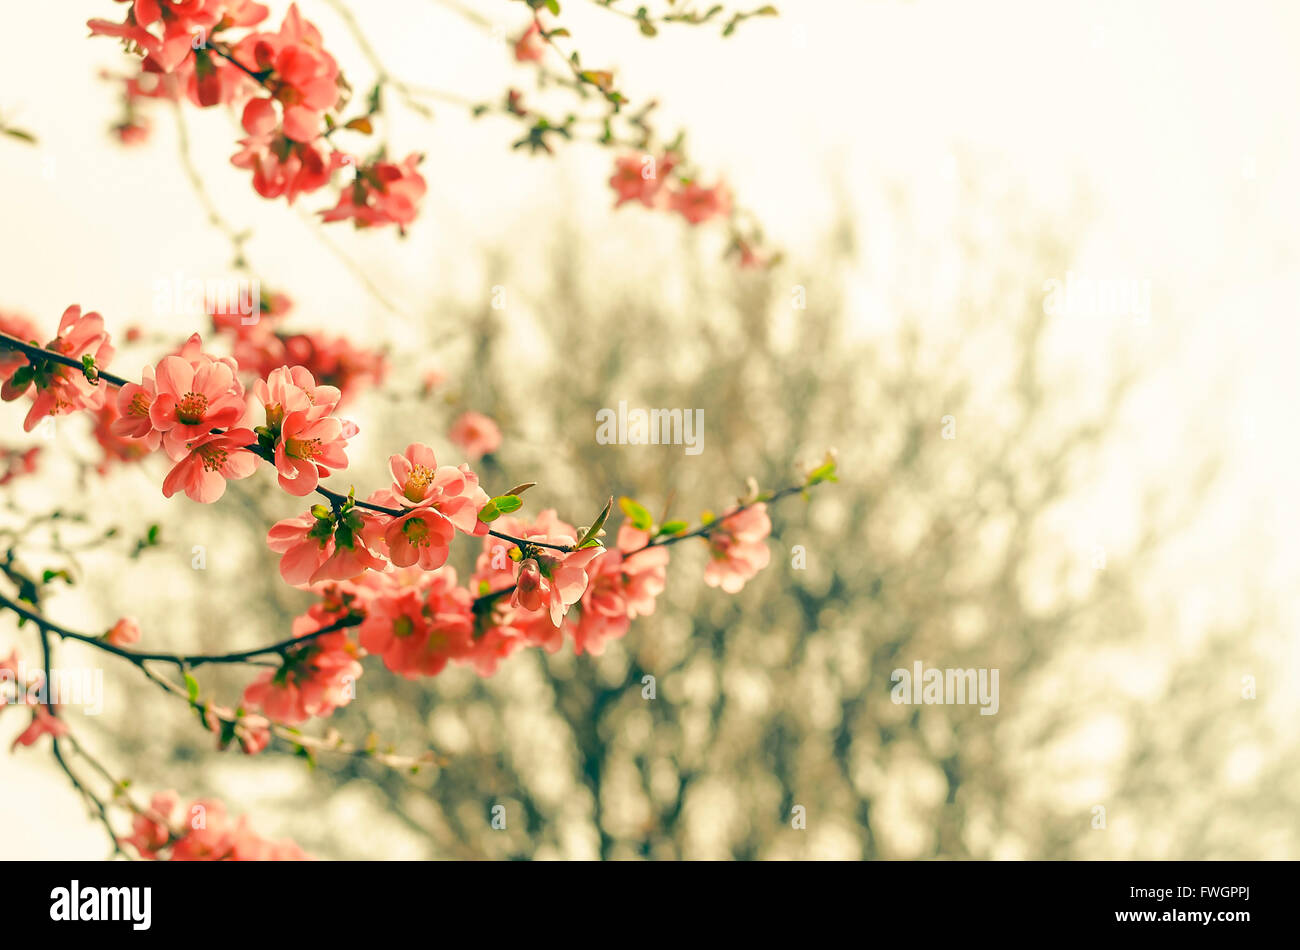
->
<box><xmin>39</xmin><ymin>175</ymin><xmax>1287</xmax><ymax>861</ymax></box>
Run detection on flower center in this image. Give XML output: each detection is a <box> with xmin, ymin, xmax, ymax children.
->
<box><xmin>196</xmin><ymin>443</ymin><xmax>228</xmax><ymax>472</ymax></box>
<box><xmin>176</xmin><ymin>391</ymin><xmax>208</xmax><ymax>425</ymax></box>
<box><xmin>392</xmin><ymin>615</ymin><xmax>414</xmax><ymax>638</ymax></box>
<box><xmin>403</xmin><ymin>465</ymin><xmax>433</xmax><ymax>503</ymax></box>
<box><xmin>286</xmin><ymin>436</ymin><xmax>321</xmax><ymax>460</ymax></box>
<box><xmin>129</xmin><ymin>392</ymin><xmax>151</xmax><ymax>417</ymax></box>
<box><xmin>402</xmin><ymin>517</ymin><xmax>430</xmax><ymax>546</ymax></box>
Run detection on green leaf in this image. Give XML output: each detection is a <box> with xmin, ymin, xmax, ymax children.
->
<box><xmin>477</xmin><ymin>501</ymin><xmax>501</xmax><ymax>523</ymax></box>
<box><xmin>504</xmin><ymin>482</ymin><xmax>536</xmax><ymax>497</ymax></box>
<box><xmin>580</xmin><ymin>70</ymin><xmax>614</xmax><ymax>90</ymax></box>
<box><xmin>545</xmin><ymin>0</ymin><xmax>561</xmax><ymax>14</ymax></box>
<box><xmin>807</xmin><ymin>458</ymin><xmax>838</xmax><ymax>485</ymax></box>
<box><xmin>577</xmin><ymin>497</ymin><xmax>613</xmax><ymax>548</ymax></box>
<box><xmin>619</xmin><ymin>496</ymin><xmax>653</xmax><ymax>531</ymax></box>
<box><xmin>657</xmin><ymin>520</ymin><xmax>689</xmax><ymax>536</ymax></box>
<box><xmin>1</xmin><ymin>127</ymin><xmax>37</xmax><ymax>145</ymax></box>
<box><xmin>184</xmin><ymin>673</ymin><xmax>200</xmax><ymax>705</ymax></box>
<box><xmin>490</xmin><ymin>494</ymin><xmax>523</xmax><ymax>514</ymax></box>
<box><xmin>294</xmin><ymin>744</ymin><xmax>317</xmax><ymax>770</ymax></box>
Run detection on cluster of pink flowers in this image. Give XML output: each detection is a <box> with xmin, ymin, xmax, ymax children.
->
<box><xmin>101</xmin><ymin>326</ymin><xmax>366</xmax><ymax>503</ymax></box>
<box><xmin>359</xmin><ymin>568</ymin><xmax>476</xmax><ymax>677</ymax></box>
<box><xmin>609</xmin><ymin>151</ymin><xmax>733</xmax><ymax>227</ymax></box>
<box><xmin>571</xmin><ymin>524</ymin><xmax>671</xmax><ymax>656</ymax></box>
<box><xmin>208</xmin><ymin>293</ymin><xmax>387</xmax><ymax>406</ymax></box>
<box><xmin>236</xmin><ymin>504</ymin><xmax>691</xmax><ymax>728</ymax></box>
<box><xmin>242</xmin><ymin>622</ymin><xmax>361</xmax><ymax>724</ymax></box>
<box><xmin>110</xmin><ymin>334</ymin><xmax>257</xmax><ymax>502</ymax></box>
<box><xmin>89</xmin><ymin>1</ymin><xmax>269</xmax><ymax>76</ymax></box>
<box><xmin>121</xmin><ymin>790</ymin><xmax>307</xmax><ymax>861</ymax></box>
<box><xmin>320</xmin><ymin>153</ymin><xmax>429</xmax><ymax>233</ymax></box>
<box><xmin>0</xmin><ymin>304</ymin><xmax>782</xmax><ymax>751</ymax></box>
<box><xmin>89</xmin><ymin>3</ymin><xmax>426</xmax><ymax>229</ymax></box>
<box><xmin>266</xmin><ymin>442</ymin><xmax>488</xmax><ymax>587</ymax></box>
<box><xmin>703</xmin><ymin>504</ymin><xmax>772</xmax><ymax>593</ymax></box>
<box><xmin>90</xmin><ymin>400</ymin><xmax>156</xmax><ymax>473</ymax></box>
<box><xmin>252</xmin><ymin>364</ymin><xmax>355</xmax><ymax>496</ymax></box>
<box><xmin>0</xmin><ymin>306</ymin><xmax>116</xmax><ymax>433</ymax></box>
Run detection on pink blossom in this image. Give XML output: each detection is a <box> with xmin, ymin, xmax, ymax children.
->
<box><xmin>380</xmin><ymin>443</ymin><xmax>489</xmax><ymax>534</ymax></box>
<box><xmin>111</xmin><ymin>363</ymin><xmax>161</xmax><ymax>449</ymax></box>
<box><xmin>384</xmin><ymin>508</ymin><xmax>457</xmax><ymax>571</ymax></box>
<box><xmin>149</xmin><ymin>352</ymin><xmax>246</xmax><ymax>459</ymax></box>
<box><xmin>253</xmin><ymin>365</ymin><xmax>353</xmax><ymax>495</ymax></box>
<box><xmin>120</xmin><ymin>791</ymin><xmax>180</xmax><ymax>859</ymax></box>
<box><xmin>241</xmin><ymin>625</ymin><xmax>362</xmax><ymax>724</ymax></box>
<box><xmin>505</xmin><ymin>510</ymin><xmax>604</xmax><ymax>626</ymax></box>
<box><xmin>703</xmin><ymin>503</ymin><xmax>771</xmax><ymax>593</ymax></box>
<box><xmin>233</xmin><ymin>4</ymin><xmax>340</xmax><ymax>142</ymax></box>
<box><xmin>11</xmin><ymin>706</ymin><xmax>69</xmax><ymax>751</ymax></box>
<box><xmin>125</xmin><ymin>794</ymin><xmax>310</xmax><ymax>862</ymax></box>
<box><xmin>513</xmin><ymin>20</ymin><xmax>547</xmax><ymax>63</ymax></box>
<box><xmin>609</xmin><ymin>151</ymin><xmax>677</xmax><ymax>208</ymax></box>
<box><xmin>320</xmin><ymin>154</ymin><xmax>427</xmax><ymax>232</ymax></box>
<box><xmin>461</xmin><ymin>624</ymin><xmax>527</xmax><ymax>676</ymax></box>
<box><xmin>266</xmin><ymin>502</ymin><xmax>387</xmax><ymax>587</ymax></box>
<box><xmin>92</xmin><ymin>401</ymin><xmax>156</xmax><ymax>473</ymax></box>
<box><xmin>254</xmin><ymin>364</ymin><xmax>341</xmax><ymax>421</ymax></box>
<box><xmin>273</xmin><ymin>410</ymin><xmax>352</xmax><ymax>495</ymax></box>
<box><xmin>114</xmin><ymin>119</ymin><xmax>151</xmax><ymax>145</ymax></box>
<box><xmin>201</xmin><ymin>702</ymin><xmax>272</xmax><ymax>754</ymax></box>
<box><xmin>106</xmin><ymin>617</ymin><xmax>142</xmax><ymax>647</ymax></box>
<box><xmin>89</xmin><ymin>3</ymin><xmax>271</xmax><ymax>75</ymax></box>
<box><xmin>230</xmin><ymin>328</ymin><xmax>386</xmax><ymax>406</ymax></box>
<box><xmin>0</xmin><ymin>312</ymin><xmax>42</xmax><ymax>384</ymax></box>
<box><xmin>359</xmin><ymin>569</ymin><xmax>474</xmax><ymax>678</ymax></box>
<box><xmin>668</xmin><ymin>180</ymin><xmax>733</xmax><ymax>225</ymax></box>
<box><xmin>231</xmin><ymin>133</ymin><xmax>341</xmax><ymax>204</ymax></box>
<box><xmin>161</xmin><ymin>429</ymin><xmax>259</xmax><ymax>503</ymax></box>
<box><xmin>572</xmin><ymin>525</ymin><xmax>669</xmax><ymax>656</ymax></box>
<box><xmin>448</xmin><ymin>411</ymin><xmax>502</xmax><ymax>461</ymax></box>
<box><xmin>1</xmin><ymin>306</ymin><xmax>115</xmax><ymax>432</ymax></box>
